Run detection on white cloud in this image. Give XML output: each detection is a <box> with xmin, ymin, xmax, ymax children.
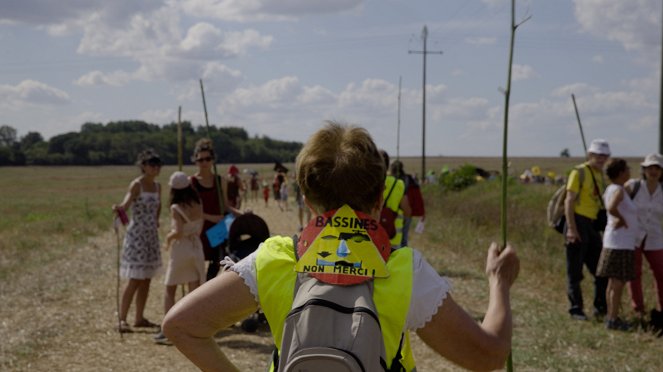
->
<box><xmin>339</xmin><ymin>79</ymin><xmax>397</xmax><ymax>109</ymax></box>
<box><xmin>180</xmin><ymin>0</ymin><xmax>362</xmax><ymax>22</ymax></box>
<box><xmin>0</xmin><ymin>80</ymin><xmax>71</xmax><ymax>107</ymax></box>
<box><xmin>574</xmin><ymin>0</ymin><xmax>660</xmax><ymax>53</ymax></box>
<box><xmin>140</xmin><ymin>108</ymin><xmax>179</xmax><ymax>124</ymax></box>
<box><xmin>592</xmin><ymin>55</ymin><xmax>604</xmax><ymax>64</ymax></box>
<box><xmin>551</xmin><ymin>83</ymin><xmax>597</xmax><ymax>98</ymax></box>
<box><xmin>512</xmin><ymin>64</ymin><xmax>535</xmax><ymax>81</ymax></box>
<box><xmin>225</xmin><ymin>76</ymin><xmax>303</xmax><ymax>110</ymax></box>
<box><xmin>75</xmin><ymin>70</ymin><xmax>133</xmax><ymax>86</ymax></box>
<box><xmin>72</xmin><ymin>7</ymin><xmax>270</xmax><ymax>86</ymax></box>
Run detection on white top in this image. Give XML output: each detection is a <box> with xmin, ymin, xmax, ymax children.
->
<box><xmin>602</xmin><ymin>184</ymin><xmax>639</xmax><ymax>250</ymax></box>
<box><xmin>626</xmin><ymin>179</ymin><xmax>663</xmax><ymax>250</ymax></box>
<box><xmin>228</xmin><ymin>246</ymin><xmax>452</xmax><ymax>330</ymax></box>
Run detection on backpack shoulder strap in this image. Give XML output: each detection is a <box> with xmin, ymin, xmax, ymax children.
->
<box><xmin>575</xmin><ymin>165</ymin><xmax>585</xmax><ymax>189</ymax></box>
<box><xmin>628</xmin><ymin>179</ymin><xmax>642</xmax><ymax>199</ymax></box>
<box><xmin>172</xmin><ymin>204</ymin><xmax>191</xmax><ymax>222</ymax></box>
<box><xmin>584</xmin><ymin>165</ymin><xmax>606</xmax><ymax>208</ymax></box>
<box><xmin>383</xmin><ymin>177</ymin><xmax>398</xmax><ymax>209</ymax></box>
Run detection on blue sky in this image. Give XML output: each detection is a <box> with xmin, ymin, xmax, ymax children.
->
<box><xmin>0</xmin><ymin>0</ymin><xmax>660</xmax><ymax>157</ymax></box>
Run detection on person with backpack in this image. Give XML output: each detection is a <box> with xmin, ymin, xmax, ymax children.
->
<box><xmin>162</xmin><ymin>122</ymin><xmax>520</xmax><ymax>371</ymax></box>
<box><xmin>625</xmin><ymin>153</ymin><xmax>663</xmax><ymax>334</ymax></box>
<box><xmin>380</xmin><ymin>151</ymin><xmax>411</xmax><ymax>249</ymax></box>
<box><xmin>389</xmin><ymin>160</ymin><xmax>424</xmax><ymax>248</ymax></box>
<box><xmin>563</xmin><ymin>139</ymin><xmax>610</xmax><ymax>321</ymax></box>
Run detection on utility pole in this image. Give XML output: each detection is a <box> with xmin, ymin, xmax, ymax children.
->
<box><xmin>397</xmin><ymin>76</ymin><xmax>402</xmax><ymax>160</ymax></box>
<box><xmin>409</xmin><ymin>25</ymin><xmax>443</xmax><ymax>181</ymax></box>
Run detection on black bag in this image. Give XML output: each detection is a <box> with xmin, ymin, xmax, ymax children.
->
<box><xmin>554</xmin><ymin>215</ymin><xmax>566</xmax><ymax>234</ymax></box>
<box><xmin>593</xmin><ymin>209</ymin><xmax>607</xmax><ymax>232</ymax></box>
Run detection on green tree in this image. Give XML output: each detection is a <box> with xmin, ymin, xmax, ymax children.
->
<box><xmin>0</xmin><ymin>125</ymin><xmax>17</xmax><ymax>147</ymax></box>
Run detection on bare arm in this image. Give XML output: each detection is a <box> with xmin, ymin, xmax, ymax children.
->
<box><xmin>112</xmin><ymin>180</ymin><xmax>140</xmax><ymax>212</ymax></box>
<box><xmin>165</xmin><ymin>205</ymin><xmax>184</xmax><ymax>248</ymax></box>
<box><xmin>163</xmin><ymin>271</ymin><xmax>259</xmax><ymax>371</ymax></box>
<box><xmin>607</xmin><ymin>187</ymin><xmax>627</xmax><ymax>229</ymax></box>
<box><xmin>564</xmin><ymin>190</ymin><xmax>579</xmax><ymax>243</ymax></box>
<box><xmin>417</xmin><ymin>243</ymin><xmax>519</xmax><ymax>371</ymax></box>
<box><xmin>156</xmin><ymin>182</ymin><xmax>162</xmax><ymax>228</ymax></box>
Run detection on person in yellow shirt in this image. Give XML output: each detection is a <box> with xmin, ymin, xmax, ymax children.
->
<box><xmin>564</xmin><ymin>139</ymin><xmax>610</xmax><ymax>320</ymax></box>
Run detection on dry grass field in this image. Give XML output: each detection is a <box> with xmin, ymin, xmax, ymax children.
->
<box><xmin>1</xmin><ymin>157</ymin><xmax>660</xmax><ymax>371</ymax></box>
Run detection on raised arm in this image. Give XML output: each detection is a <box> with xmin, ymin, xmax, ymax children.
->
<box><xmin>416</xmin><ymin>243</ymin><xmax>519</xmax><ymax>371</ymax></box>
<box><xmin>162</xmin><ymin>271</ymin><xmax>258</xmax><ymax>371</ymax></box>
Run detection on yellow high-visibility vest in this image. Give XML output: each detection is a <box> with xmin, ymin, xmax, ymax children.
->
<box><xmin>255</xmin><ymin>236</ymin><xmax>416</xmax><ymax>371</ymax></box>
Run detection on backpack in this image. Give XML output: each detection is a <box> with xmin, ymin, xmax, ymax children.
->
<box><xmin>405</xmin><ymin>175</ymin><xmax>425</xmax><ymax>217</ymax></box>
<box><xmin>277</xmin><ymin>274</ymin><xmax>394</xmax><ymax>372</ymax></box>
<box><xmin>547</xmin><ymin>166</ymin><xmax>585</xmax><ymax>233</ymax></box>
<box><xmin>275</xmin><ymin>222</ymin><xmax>403</xmax><ymax>372</ymax></box>
<box><xmin>379</xmin><ymin>180</ymin><xmax>398</xmax><ymax>239</ymax></box>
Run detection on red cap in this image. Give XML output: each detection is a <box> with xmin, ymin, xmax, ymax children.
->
<box><xmin>228</xmin><ymin>165</ymin><xmax>239</xmax><ymax>175</ymax></box>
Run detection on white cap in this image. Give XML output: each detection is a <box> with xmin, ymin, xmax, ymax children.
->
<box><xmin>168</xmin><ymin>171</ymin><xmax>190</xmax><ymax>190</ymax></box>
<box><xmin>587</xmin><ymin>139</ymin><xmax>610</xmax><ymax>156</ymax></box>
<box><xmin>641</xmin><ymin>153</ymin><xmax>663</xmax><ymax>168</ymax></box>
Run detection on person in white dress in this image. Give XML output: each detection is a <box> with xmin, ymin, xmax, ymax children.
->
<box><xmin>597</xmin><ymin>158</ymin><xmax>638</xmax><ymax>331</ymax></box>
<box><xmin>111</xmin><ymin>150</ymin><xmax>162</xmax><ymax>333</ymax></box>
<box><xmin>154</xmin><ymin>171</ymin><xmax>205</xmax><ymax>344</ymax></box>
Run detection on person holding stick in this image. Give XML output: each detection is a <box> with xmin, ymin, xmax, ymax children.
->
<box><xmin>162</xmin><ymin>122</ymin><xmax>519</xmax><ymax>371</ymax></box>
<box><xmin>564</xmin><ymin>139</ymin><xmax>610</xmax><ymax>320</ymax></box>
<box><xmin>190</xmin><ymin>139</ymin><xmax>241</xmax><ymax>281</ymax></box>
<box><xmin>111</xmin><ymin>149</ymin><xmax>163</xmax><ymax>333</ymax></box>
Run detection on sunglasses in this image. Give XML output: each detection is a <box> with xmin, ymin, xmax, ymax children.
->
<box><xmin>196</xmin><ymin>156</ymin><xmax>213</xmax><ymax>163</ymax></box>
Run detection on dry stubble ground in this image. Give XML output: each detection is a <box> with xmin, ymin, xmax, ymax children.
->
<box><xmin>1</xmin><ymin>194</ymin><xmax>459</xmax><ymax>371</ymax></box>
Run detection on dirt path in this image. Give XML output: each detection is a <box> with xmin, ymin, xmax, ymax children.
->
<box><xmin>2</xmin><ymin>196</ymin><xmax>451</xmax><ymax>371</ymax></box>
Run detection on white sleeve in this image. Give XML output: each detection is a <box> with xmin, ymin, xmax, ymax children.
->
<box><xmin>227</xmin><ymin>247</ymin><xmax>261</xmax><ymax>303</ymax></box>
<box><xmin>406</xmin><ymin>249</ymin><xmax>452</xmax><ymax>330</ymax></box>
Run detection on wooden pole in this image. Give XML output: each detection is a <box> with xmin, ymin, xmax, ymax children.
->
<box><xmin>177</xmin><ymin>105</ymin><xmax>183</xmax><ymax>171</ymax></box>
<box><xmin>571</xmin><ymin>94</ymin><xmax>588</xmax><ymax>155</ymax></box>
<box><xmin>397</xmin><ymin>76</ymin><xmax>402</xmax><ymax>160</ymax></box>
<box><xmin>199</xmin><ymin>79</ymin><xmax>225</xmax><ymax>215</ymax></box>
<box><xmin>501</xmin><ymin>1</ymin><xmax>529</xmax><ymax>370</ymax></box>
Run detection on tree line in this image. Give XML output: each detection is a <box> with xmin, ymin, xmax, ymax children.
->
<box><xmin>0</xmin><ymin>121</ymin><xmax>303</xmax><ymax>166</ymax></box>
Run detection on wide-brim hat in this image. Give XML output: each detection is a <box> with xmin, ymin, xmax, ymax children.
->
<box><xmin>641</xmin><ymin>153</ymin><xmax>663</xmax><ymax>168</ymax></box>
<box><xmin>169</xmin><ymin>171</ymin><xmax>190</xmax><ymax>189</ymax></box>
<box><xmin>588</xmin><ymin>139</ymin><xmax>610</xmax><ymax>156</ymax></box>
